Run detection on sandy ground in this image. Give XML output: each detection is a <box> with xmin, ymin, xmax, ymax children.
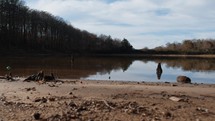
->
<box><xmin>0</xmin><ymin>79</ymin><xmax>215</xmax><ymax>121</ymax></box>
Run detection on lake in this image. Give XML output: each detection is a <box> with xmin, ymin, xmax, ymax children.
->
<box><xmin>0</xmin><ymin>56</ymin><xmax>215</xmax><ymax>84</ymax></box>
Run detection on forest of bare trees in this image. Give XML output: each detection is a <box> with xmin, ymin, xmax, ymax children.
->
<box><xmin>152</xmin><ymin>39</ymin><xmax>215</xmax><ymax>54</ymax></box>
<box><xmin>0</xmin><ymin>0</ymin><xmax>133</xmax><ymax>54</ymax></box>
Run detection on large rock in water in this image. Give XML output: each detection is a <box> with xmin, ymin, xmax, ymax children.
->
<box><xmin>177</xmin><ymin>76</ymin><xmax>191</xmax><ymax>83</ymax></box>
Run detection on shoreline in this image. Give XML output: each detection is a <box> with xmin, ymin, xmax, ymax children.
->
<box><xmin>0</xmin><ymin>79</ymin><xmax>215</xmax><ymax>121</ymax></box>
<box><xmin>1</xmin><ymin>53</ymin><xmax>215</xmax><ymax>58</ymax></box>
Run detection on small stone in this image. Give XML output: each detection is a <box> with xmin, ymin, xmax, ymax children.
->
<box><xmin>177</xmin><ymin>105</ymin><xmax>182</xmax><ymax>109</ymax></box>
<box><xmin>34</xmin><ymin>97</ymin><xmax>41</xmax><ymax>102</ymax></box>
<box><xmin>169</xmin><ymin>96</ymin><xmax>183</xmax><ymax>102</ymax></box>
<box><xmin>196</xmin><ymin>118</ymin><xmax>200</xmax><ymax>121</ymax></box>
<box><xmin>41</xmin><ymin>97</ymin><xmax>47</xmax><ymax>103</ymax></box>
<box><xmin>177</xmin><ymin>76</ymin><xmax>191</xmax><ymax>83</ymax></box>
<box><xmin>171</xmin><ymin>84</ymin><xmax>177</xmax><ymax>87</ymax></box>
<box><xmin>33</xmin><ymin>112</ymin><xmax>41</xmax><ymax>120</ymax></box>
<box><xmin>164</xmin><ymin>112</ymin><xmax>172</xmax><ymax>119</ymax></box>
<box><xmin>49</xmin><ymin>97</ymin><xmax>55</xmax><ymax>102</ymax></box>
<box><xmin>196</xmin><ymin>107</ymin><xmax>209</xmax><ymax>113</ymax></box>
<box><xmin>73</xmin><ymin>88</ymin><xmax>78</xmax><ymax>90</ymax></box>
<box><xmin>69</xmin><ymin>101</ymin><xmax>77</xmax><ymax>107</ymax></box>
<box><xmin>34</xmin><ymin>97</ymin><xmax>47</xmax><ymax>103</ymax></box>
<box><xmin>26</xmin><ymin>87</ymin><xmax>36</xmax><ymax>91</ymax></box>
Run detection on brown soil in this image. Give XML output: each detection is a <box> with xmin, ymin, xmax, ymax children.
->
<box><xmin>0</xmin><ymin>79</ymin><xmax>215</xmax><ymax>121</ymax></box>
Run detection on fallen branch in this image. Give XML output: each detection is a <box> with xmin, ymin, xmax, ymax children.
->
<box><xmin>102</xmin><ymin>100</ymin><xmax>115</xmax><ymax>110</ymax></box>
<box><xmin>0</xmin><ymin>75</ymin><xmax>15</xmax><ymax>81</ymax></box>
<box><xmin>0</xmin><ymin>76</ymin><xmax>6</xmax><ymax>79</ymax></box>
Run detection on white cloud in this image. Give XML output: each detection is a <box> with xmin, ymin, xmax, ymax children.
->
<box><xmin>25</xmin><ymin>0</ymin><xmax>215</xmax><ymax>49</ymax></box>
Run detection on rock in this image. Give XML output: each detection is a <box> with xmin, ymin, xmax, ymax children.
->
<box><xmin>34</xmin><ymin>97</ymin><xmax>42</xmax><ymax>102</ymax></box>
<box><xmin>177</xmin><ymin>76</ymin><xmax>191</xmax><ymax>83</ymax></box>
<box><xmin>69</xmin><ymin>101</ymin><xmax>77</xmax><ymax>107</ymax></box>
<box><xmin>73</xmin><ymin>88</ymin><xmax>78</xmax><ymax>90</ymax></box>
<box><xmin>41</xmin><ymin>97</ymin><xmax>47</xmax><ymax>103</ymax></box>
<box><xmin>196</xmin><ymin>107</ymin><xmax>209</xmax><ymax>113</ymax></box>
<box><xmin>169</xmin><ymin>96</ymin><xmax>183</xmax><ymax>102</ymax></box>
<box><xmin>49</xmin><ymin>97</ymin><xmax>55</xmax><ymax>102</ymax></box>
<box><xmin>25</xmin><ymin>87</ymin><xmax>36</xmax><ymax>91</ymax></box>
<box><xmin>171</xmin><ymin>84</ymin><xmax>177</xmax><ymax>87</ymax></box>
<box><xmin>164</xmin><ymin>111</ymin><xmax>172</xmax><ymax>119</ymax></box>
<box><xmin>38</xmin><ymin>80</ymin><xmax>45</xmax><ymax>84</ymax></box>
<box><xmin>34</xmin><ymin>97</ymin><xmax>47</xmax><ymax>103</ymax></box>
<box><xmin>33</xmin><ymin>112</ymin><xmax>41</xmax><ymax>120</ymax></box>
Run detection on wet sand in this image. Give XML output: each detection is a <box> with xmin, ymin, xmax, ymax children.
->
<box><xmin>0</xmin><ymin>79</ymin><xmax>215</xmax><ymax>121</ymax></box>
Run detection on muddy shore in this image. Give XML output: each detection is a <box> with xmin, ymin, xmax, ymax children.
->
<box><xmin>0</xmin><ymin>79</ymin><xmax>215</xmax><ymax>121</ymax></box>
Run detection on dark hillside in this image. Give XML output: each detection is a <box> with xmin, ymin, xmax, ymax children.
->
<box><xmin>0</xmin><ymin>0</ymin><xmax>133</xmax><ymax>55</ymax></box>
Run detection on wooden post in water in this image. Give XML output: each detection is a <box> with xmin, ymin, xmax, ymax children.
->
<box><xmin>156</xmin><ymin>63</ymin><xmax>163</xmax><ymax>80</ymax></box>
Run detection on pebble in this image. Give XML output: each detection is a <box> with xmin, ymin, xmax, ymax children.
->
<box><xmin>169</xmin><ymin>96</ymin><xmax>183</xmax><ymax>102</ymax></box>
<box><xmin>196</xmin><ymin>107</ymin><xmax>209</xmax><ymax>113</ymax></box>
<box><xmin>33</xmin><ymin>112</ymin><xmax>41</xmax><ymax>120</ymax></box>
<box><xmin>171</xmin><ymin>84</ymin><xmax>177</xmax><ymax>87</ymax></box>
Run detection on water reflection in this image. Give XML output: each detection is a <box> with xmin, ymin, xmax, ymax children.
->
<box><xmin>0</xmin><ymin>56</ymin><xmax>134</xmax><ymax>79</ymax></box>
<box><xmin>0</xmin><ymin>56</ymin><xmax>215</xmax><ymax>83</ymax></box>
<box><xmin>144</xmin><ymin>58</ymin><xmax>215</xmax><ymax>72</ymax></box>
<box><xmin>156</xmin><ymin>63</ymin><xmax>163</xmax><ymax>80</ymax></box>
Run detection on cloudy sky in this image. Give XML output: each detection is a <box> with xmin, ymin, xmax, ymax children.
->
<box><xmin>25</xmin><ymin>0</ymin><xmax>215</xmax><ymax>49</ymax></box>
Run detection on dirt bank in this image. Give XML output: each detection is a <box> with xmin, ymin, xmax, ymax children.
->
<box><xmin>0</xmin><ymin>79</ymin><xmax>215</xmax><ymax>121</ymax></box>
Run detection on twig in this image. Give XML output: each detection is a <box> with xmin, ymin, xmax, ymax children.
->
<box><xmin>102</xmin><ymin>100</ymin><xmax>115</xmax><ymax>110</ymax></box>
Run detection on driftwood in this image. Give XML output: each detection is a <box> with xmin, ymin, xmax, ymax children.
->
<box><xmin>24</xmin><ymin>74</ymin><xmax>37</xmax><ymax>82</ymax></box>
<box><xmin>24</xmin><ymin>71</ymin><xmax>56</xmax><ymax>82</ymax></box>
<box><xmin>0</xmin><ymin>72</ymin><xmax>14</xmax><ymax>81</ymax></box>
<box><xmin>0</xmin><ymin>76</ymin><xmax>6</xmax><ymax>79</ymax></box>
<box><xmin>103</xmin><ymin>100</ymin><xmax>115</xmax><ymax>110</ymax></box>
<box><xmin>0</xmin><ymin>74</ymin><xmax>15</xmax><ymax>81</ymax></box>
<box><xmin>43</xmin><ymin>73</ymin><xmax>55</xmax><ymax>82</ymax></box>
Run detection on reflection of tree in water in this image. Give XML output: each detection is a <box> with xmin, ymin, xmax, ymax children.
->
<box><xmin>140</xmin><ymin>57</ymin><xmax>215</xmax><ymax>72</ymax></box>
<box><xmin>162</xmin><ymin>58</ymin><xmax>215</xmax><ymax>72</ymax></box>
<box><xmin>0</xmin><ymin>56</ymin><xmax>134</xmax><ymax>79</ymax></box>
<box><xmin>73</xmin><ymin>57</ymin><xmax>133</xmax><ymax>76</ymax></box>
<box><xmin>1</xmin><ymin>56</ymin><xmax>214</xmax><ymax>80</ymax></box>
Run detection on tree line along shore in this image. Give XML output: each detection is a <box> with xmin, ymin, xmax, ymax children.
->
<box><xmin>1</xmin><ymin>0</ymin><xmax>215</xmax><ymax>55</ymax></box>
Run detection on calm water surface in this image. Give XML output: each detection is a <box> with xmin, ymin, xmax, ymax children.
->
<box><xmin>0</xmin><ymin>56</ymin><xmax>214</xmax><ymax>84</ymax></box>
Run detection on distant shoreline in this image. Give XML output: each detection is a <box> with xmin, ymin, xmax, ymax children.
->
<box><xmin>88</xmin><ymin>54</ymin><xmax>215</xmax><ymax>58</ymax></box>
<box><xmin>1</xmin><ymin>52</ymin><xmax>215</xmax><ymax>58</ymax></box>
